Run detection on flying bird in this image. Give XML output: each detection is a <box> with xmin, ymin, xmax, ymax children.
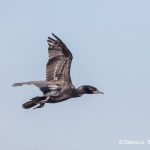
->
<box><xmin>13</xmin><ymin>33</ymin><xmax>104</xmax><ymax>109</ymax></box>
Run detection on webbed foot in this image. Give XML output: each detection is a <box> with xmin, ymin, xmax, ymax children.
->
<box><xmin>33</xmin><ymin>103</ymin><xmax>45</xmax><ymax>109</ymax></box>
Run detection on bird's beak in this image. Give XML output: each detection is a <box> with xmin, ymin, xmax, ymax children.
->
<box><xmin>94</xmin><ymin>90</ymin><xmax>104</xmax><ymax>94</ymax></box>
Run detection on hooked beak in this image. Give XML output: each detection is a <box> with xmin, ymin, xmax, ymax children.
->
<box><xmin>94</xmin><ymin>90</ymin><xmax>104</xmax><ymax>94</ymax></box>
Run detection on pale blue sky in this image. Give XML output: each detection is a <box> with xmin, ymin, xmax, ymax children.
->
<box><xmin>0</xmin><ymin>0</ymin><xmax>150</xmax><ymax>150</ymax></box>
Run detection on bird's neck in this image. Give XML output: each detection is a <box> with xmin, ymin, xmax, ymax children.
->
<box><xmin>76</xmin><ymin>86</ymin><xmax>87</xmax><ymax>96</ymax></box>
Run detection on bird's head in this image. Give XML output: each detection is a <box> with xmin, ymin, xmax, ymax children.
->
<box><xmin>77</xmin><ymin>85</ymin><xmax>104</xmax><ymax>95</ymax></box>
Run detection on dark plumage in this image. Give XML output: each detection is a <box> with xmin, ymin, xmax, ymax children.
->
<box><xmin>13</xmin><ymin>33</ymin><xmax>104</xmax><ymax>109</ymax></box>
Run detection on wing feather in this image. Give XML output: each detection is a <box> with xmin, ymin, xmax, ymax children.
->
<box><xmin>46</xmin><ymin>34</ymin><xmax>73</xmax><ymax>84</ymax></box>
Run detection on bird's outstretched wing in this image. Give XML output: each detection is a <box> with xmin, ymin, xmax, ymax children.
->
<box><xmin>12</xmin><ymin>81</ymin><xmax>61</xmax><ymax>94</ymax></box>
<box><xmin>46</xmin><ymin>33</ymin><xmax>73</xmax><ymax>85</ymax></box>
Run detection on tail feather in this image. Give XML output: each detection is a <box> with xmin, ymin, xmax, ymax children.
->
<box><xmin>22</xmin><ymin>96</ymin><xmax>46</xmax><ymax>109</ymax></box>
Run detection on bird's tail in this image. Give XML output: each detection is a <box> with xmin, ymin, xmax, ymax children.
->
<box><xmin>22</xmin><ymin>96</ymin><xmax>46</xmax><ymax>109</ymax></box>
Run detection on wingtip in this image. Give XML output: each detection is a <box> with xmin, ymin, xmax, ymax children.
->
<box><xmin>47</xmin><ymin>33</ymin><xmax>56</xmax><ymax>40</ymax></box>
<box><xmin>47</xmin><ymin>33</ymin><xmax>60</xmax><ymax>43</ymax></box>
<box><xmin>12</xmin><ymin>83</ymin><xmax>22</xmax><ymax>87</ymax></box>
<box><xmin>51</xmin><ymin>33</ymin><xmax>62</xmax><ymax>42</ymax></box>
<box><xmin>12</xmin><ymin>83</ymin><xmax>16</xmax><ymax>87</ymax></box>
<box><xmin>52</xmin><ymin>33</ymin><xmax>58</xmax><ymax>39</ymax></box>
<box><xmin>52</xmin><ymin>33</ymin><xmax>55</xmax><ymax>36</ymax></box>
<box><xmin>51</xmin><ymin>33</ymin><xmax>67</xmax><ymax>48</ymax></box>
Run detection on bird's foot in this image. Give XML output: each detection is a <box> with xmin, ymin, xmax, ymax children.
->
<box><xmin>33</xmin><ymin>102</ymin><xmax>45</xmax><ymax>110</ymax></box>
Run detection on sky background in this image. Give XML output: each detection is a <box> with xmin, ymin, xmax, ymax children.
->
<box><xmin>0</xmin><ymin>0</ymin><xmax>150</xmax><ymax>150</ymax></box>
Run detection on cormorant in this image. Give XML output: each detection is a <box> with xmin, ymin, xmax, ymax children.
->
<box><xmin>13</xmin><ymin>33</ymin><xmax>104</xmax><ymax>109</ymax></box>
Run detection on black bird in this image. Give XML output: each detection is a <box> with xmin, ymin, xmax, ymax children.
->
<box><xmin>13</xmin><ymin>33</ymin><xmax>104</xmax><ymax>109</ymax></box>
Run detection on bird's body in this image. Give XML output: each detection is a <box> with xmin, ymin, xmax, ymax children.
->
<box><xmin>13</xmin><ymin>33</ymin><xmax>103</xmax><ymax>109</ymax></box>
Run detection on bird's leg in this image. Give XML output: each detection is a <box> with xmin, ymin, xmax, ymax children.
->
<box><xmin>33</xmin><ymin>96</ymin><xmax>50</xmax><ymax>109</ymax></box>
<box><xmin>33</xmin><ymin>102</ymin><xmax>45</xmax><ymax>109</ymax></box>
<box><xmin>43</xmin><ymin>96</ymin><xmax>50</xmax><ymax>103</ymax></box>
